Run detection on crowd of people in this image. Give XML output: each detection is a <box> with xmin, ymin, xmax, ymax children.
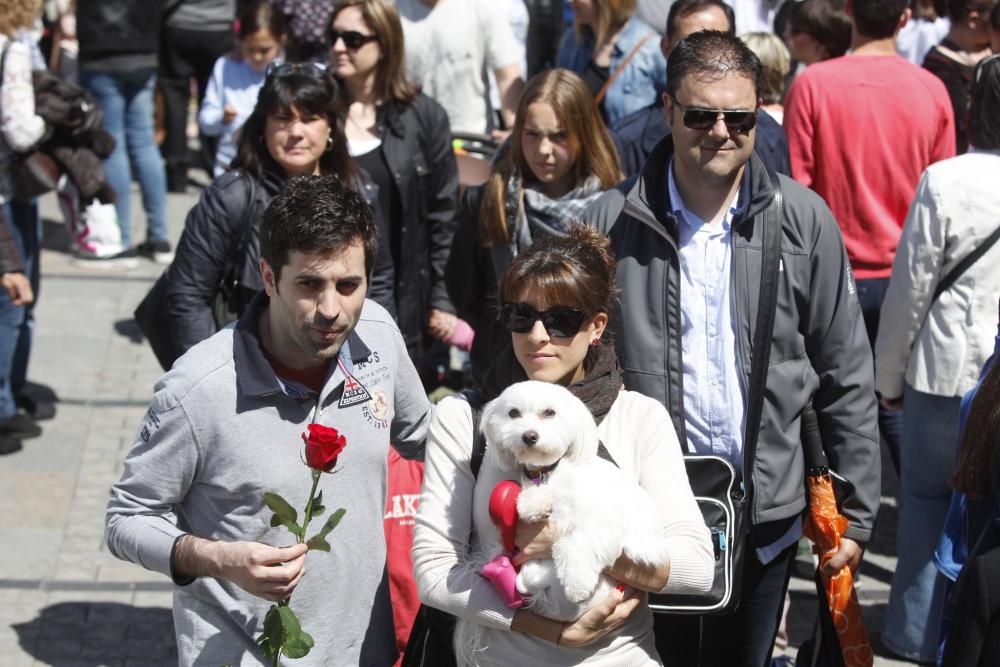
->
<box><xmin>1</xmin><ymin>0</ymin><xmax>1000</xmax><ymax>665</ymax></box>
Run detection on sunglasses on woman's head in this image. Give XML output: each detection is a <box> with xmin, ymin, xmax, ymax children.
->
<box><xmin>500</xmin><ymin>303</ymin><xmax>588</xmax><ymax>338</ymax></box>
<box><xmin>671</xmin><ymin>98</ymin><xmax>757</xmax><ymax>135</ymax></box>
<box><xmin>327</xmin><ymin>28</ymin><xmax>378</xmax><ymax>50</ymax></box>
<box><xmin>265</xmin><ymin>62</ymin><xmax>327</xmax><ymax>80</ymax></box>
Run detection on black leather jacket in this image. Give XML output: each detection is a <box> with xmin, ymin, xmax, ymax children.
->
<box><xmin>375</xmin><ymin>94</ymin><xmax>459</xmax><ymax>358</ymax></box>
<box><xmin>163</xmin><ymin>168</ymin><xmax>396</xmax><ymax>356</ymax></box>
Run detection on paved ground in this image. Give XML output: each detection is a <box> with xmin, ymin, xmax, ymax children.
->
<box><xmin>0</xmin><ymin>183</ymin><xmax>919</xmax><ymax>666</ymax></box>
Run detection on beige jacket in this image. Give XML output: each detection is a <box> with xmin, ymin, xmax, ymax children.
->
<box><xmin>875</xmin><ymin>149</ymin><xmax>1000</xmax><ymax>399</ymax></box>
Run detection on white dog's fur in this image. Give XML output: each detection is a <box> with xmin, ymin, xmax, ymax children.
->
<box><xmin>479</xmin><ymin>380</ymin><xmax>671</xmax><ymax>622</ymax></box>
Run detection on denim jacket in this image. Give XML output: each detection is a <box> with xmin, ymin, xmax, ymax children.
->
<box><xmin>556</xmin><ymin>15</ymin><xmax>666</xmax><ymax>125</ymax></box>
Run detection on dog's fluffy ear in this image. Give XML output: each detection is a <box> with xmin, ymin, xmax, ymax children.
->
<box><xmin>561</xmin><ymin>391</ymin><xmax>600</xmax><ymax>465</ymax></box>
<box><xmin>481</xmin><ymin>396</ymin><xmax>518</xmax><ymax>471</ymax></box>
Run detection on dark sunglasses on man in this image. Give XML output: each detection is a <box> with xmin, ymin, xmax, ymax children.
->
<box><xmin>265</xmin><ymin>62</ymin><xmax>327</xmax><ymax>80</ymax></box>
<box><xmin>327</xmin><ymin>28</ymin><xmax>379</xmax><ymax>50</ymax></box>
<box><xmin>500</xmin><ymin>303</ymin><xmax>589</xmax><ymax>338</ymax></box>
<box><xmin>671</xmin><ymin>97</ymin><xmax>758</xmax><ymax>135</ymax></box>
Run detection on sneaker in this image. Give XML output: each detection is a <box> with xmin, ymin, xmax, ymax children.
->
<box><xmin>0</xmin><ymin>412</ymin><xmax>42</xmax><ymax>440</ymax></box>
<box><xmin>136</xmin><ymin>239</ymin><xmax>174</xmax><ymax>265</ymax></box>
<box><xmin>72</xmin><ymin>247</ymin><xmax>140</xmax><ymax>270</ymax></box>
<box><xmin>0</xmin><ymin>435</ymin><xmax>22</xmax><ymax>455</ymax></box>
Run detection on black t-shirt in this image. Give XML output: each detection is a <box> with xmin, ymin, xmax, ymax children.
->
<box><xmin>354</xmin><ymin>145</ymin><xmax>403</xmax><ymax>276</ymax></box>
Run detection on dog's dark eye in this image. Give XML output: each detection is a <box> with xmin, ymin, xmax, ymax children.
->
<box><xmin>541</xmin><ymin>408</ymin><xmax>556</xmax><ymax>418</ymax></box>
<box><xmin>508</xmin><ymin>408</ymin><xmax>521</xmax><ymax>419</ymax></box>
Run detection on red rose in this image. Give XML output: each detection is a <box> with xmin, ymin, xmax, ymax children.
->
<box><xmin>303</xmin><ymin>423</ymin><xmax>347</xmax><ymax>472</ymax></box>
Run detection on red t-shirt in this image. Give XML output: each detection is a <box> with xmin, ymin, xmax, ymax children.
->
<box><xmin>784</xmin><ymin>54</ymin><xmax>955</xmax><ymax>280</ymax></box>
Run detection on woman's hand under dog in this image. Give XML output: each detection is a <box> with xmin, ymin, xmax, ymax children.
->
<box><xmin>512</xmin><ymin>518</ymin><xmax>557</xmax><ymax>566</ymax></box>
<box><xmin>511</xmin><ymin>588</ymin><xmax>642</xmax><ymax>647</ymax></box>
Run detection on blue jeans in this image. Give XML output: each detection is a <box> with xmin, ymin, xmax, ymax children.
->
<box><xmin>0</xmin><ymin>202</ymin><xmax>32</xmax><ymax>421</ymax></box>
<box><xmin>883</xmin><ymin>385</ymin><xmax>960</xmax><ymax>662</ymax></box>
<box><xmin>855</xmin><ymin>277</ymin><xmax>903</xmax><ymax>472</ymax></box>
<box><xmin>79</xmin><ymin>68</ymin><xmax>168</xmax><ymax>247</ymax></box>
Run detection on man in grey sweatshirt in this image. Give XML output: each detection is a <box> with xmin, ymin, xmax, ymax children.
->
<box><xmin>106</xmin><ymin>174</ymin><xmax>432</xmax><ymax>666</ymax></box>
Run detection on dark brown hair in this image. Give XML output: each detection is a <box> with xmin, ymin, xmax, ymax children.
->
<box><xmin>951</xmin><ymin>358</ymin><xmax>1000</xmax><ymax>498</ymax></box>
<box><xmin>330</xmin><ymin>0</ymin><xmax>417</xmax><ymax>103</ymax></box>
<box><xmin>787</xmin><ymin>0</ymin><xmax>852</xmax><ymax>60</ymax></box>
<box><xmin>496</xmin><ymin>225</ymin><xmax>618</xmax><ymax>318</ymax></box>
<box><xmin>479</xmin><ymin>69</ymin><xmax>622</xmax><ymax>247</ymax></box>
<box><xmin>260</xmin><ymin>174</ymin><xmax>378</xmax><ymax>283</ymax></box>
<box><xmin>233</xmin><ymin>66</ymin><xmax>357</xmax><ymax>184</ymax></box>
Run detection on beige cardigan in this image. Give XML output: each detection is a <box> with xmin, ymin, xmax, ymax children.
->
<box><xmin>412</xmin><ymin>389</ymin><xmax>713</xmax><ymax>666</ymax></box>
<box><xmin>875</xmin><ymin>148</ymin><xmax>1000</xmax><ymax>399</ymax></box>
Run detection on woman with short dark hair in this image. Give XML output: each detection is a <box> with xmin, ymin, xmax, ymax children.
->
<box><xmin>158</xmin><ymin>64</ymin><xmax>395</xmax><ymax>367</ymax></box>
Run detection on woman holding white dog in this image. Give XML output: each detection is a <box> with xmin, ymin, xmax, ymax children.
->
<box><xmin>413</xmin><ymin>228</ymin><xmax>714</xmax><ymax>665</ymax></box>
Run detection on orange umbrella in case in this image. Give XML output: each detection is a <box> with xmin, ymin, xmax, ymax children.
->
<box><xmin>801</xmin><ymin>406</ymin><xmax>874</xmax><ymax>667</ymax></box>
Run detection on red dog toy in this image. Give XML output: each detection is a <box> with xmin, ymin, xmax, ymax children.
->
<box><xmin>482</xmin><ymin>480</ymin><xmax>525</xmax><ymax>608</ymax></box>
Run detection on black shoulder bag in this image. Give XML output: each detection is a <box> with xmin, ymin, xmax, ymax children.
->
<box><xmin>649</xmin><ymin>171</ymin><xmax>783</xmax><ymax>615</ymax></box>
<box><xmin>134</xmin><ymin>174</ymin><xmax>257</xmax><ymax>371</ymax></box>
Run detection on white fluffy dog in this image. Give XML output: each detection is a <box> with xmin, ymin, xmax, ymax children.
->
<box><xmin>480</xmin><ymin>380</ymin><xmax>671</xmax><ymax>621</ymax></box>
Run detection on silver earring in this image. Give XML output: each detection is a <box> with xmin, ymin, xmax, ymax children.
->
<box><xmin>326</xmin><ymin>135</ymin><xmax>334</xmax><ymax>151</ymax></box>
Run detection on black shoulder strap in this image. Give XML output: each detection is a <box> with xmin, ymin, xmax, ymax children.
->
<box><xmin>932</xmin><ymin>223</ymin><xmax>1000</xmax><ymax>303</ymax></box>
<box><xmin>741</xmin><ymin>171</ymin><xmax>783</xmax><ymax>495</ymax></box>
<box><xmin>218</xmin><ymin>173</ymin><xmax>258</xmax><ymax>298</ymax></box>
<box><xmin>464</xmin><ymin>389</ymin><xmax>488</xmax><ymax>479</ymax></box>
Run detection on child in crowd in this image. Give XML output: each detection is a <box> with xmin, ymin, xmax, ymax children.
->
<box><xmin>199</xmin><ymin>0</ymin><xmax>286</xmax><ymax>177</ymax></box>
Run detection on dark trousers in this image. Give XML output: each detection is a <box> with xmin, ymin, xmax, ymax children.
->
<box><xmin>158</xmin><ymin>26</ymin><xmax>233</xmax><ymax>179</ymax></box>
<box><xmin>855</xmin><ymin>277</ymin><xmax>902</xmax><ymax>473</ymax></box>
<box><xmin>654</xmin><ymin>543</ymin><xmax>797</xmax><ymax>667</ymax></box>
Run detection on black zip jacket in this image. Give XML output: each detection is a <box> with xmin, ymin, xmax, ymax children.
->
<box><xmin>375</xmin><ymin>94</ymin><xmax>459</xmax><ymax>358</ymax></box>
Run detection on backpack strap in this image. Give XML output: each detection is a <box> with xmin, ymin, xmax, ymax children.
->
<box><xmin>464</xmin><ymin>389</ymin><xmax>488</xmax><ymax>479</ymax></box>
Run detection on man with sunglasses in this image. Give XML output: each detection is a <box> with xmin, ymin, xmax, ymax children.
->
<box><xmin>610</xmin><ymin>0</ymin><xmax>791</xmax><ymax>180</ymax></box>
<box><xmin>583</xmin><ymin>30</ymin><xmax>880</xmax><ymax>667</ymax></box>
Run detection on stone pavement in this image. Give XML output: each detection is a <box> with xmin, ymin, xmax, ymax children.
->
<box><xmin>0</xmin><ymin>184</ymin><xmax>918</xmax><ymax>666</ymax></box>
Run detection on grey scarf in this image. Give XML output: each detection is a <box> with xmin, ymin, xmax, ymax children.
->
<box><xmin>490</xmin><ymin>173</ymin><xmax>605</xmax><ymax>280</ymax></box>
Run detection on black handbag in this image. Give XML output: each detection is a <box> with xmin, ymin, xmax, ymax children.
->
<box><xmin>648</xmin><ymin>171</ymin><xmax>784</xmax><ymax>615</ymax></box>
<box><xmin>134</xmin><ymin>174</ymin><xmax>257</xmax><ymax>371</ymax></box>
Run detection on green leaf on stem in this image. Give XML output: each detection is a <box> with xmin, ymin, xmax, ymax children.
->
<box><xmin>283</xmin><ymin>629</ymin><xmax>315</xmax><ymax>659</ymax></box>
<box><xmin>276</xmin><ymin>606</ymin><xmax>314</xmax><ymax>658</ymax></box>
<box><xmin>265</xmin><ymin>492</ymin><xmax>303</xmax><ymax>538</ymax></box>
<box><xmin>312</xmin><ymin>508</ymin><xmax>346</xmax><ymax>541</ymax></box>
<box><xmin>257</xmin><ymin>604</ymin><xmax>284</xmax><ymax>661</ymax></box>
<box><xmin>264</xmin><ymin>492</ymin><xmax>298</xmax><ymax>524</ymax></box>
<box><xmin>305</xmin><ymin>535</ymin><xmax>330</xmax><ymax>552</ymax></box>
<box><xmin>311</xmin><ymin>490</ymin><xmax>326</xmax><ymax>517</ymax></box>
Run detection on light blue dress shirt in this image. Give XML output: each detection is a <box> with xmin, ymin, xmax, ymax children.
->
<box><xmin>669</xmin><ymin>160</ymin><xmax>802</xmax><ymax>563</ymax></box>
<box><xmin>668</xmin><ymin>160</ymin><xmax>746</xmax><ymax>469</ymax></box>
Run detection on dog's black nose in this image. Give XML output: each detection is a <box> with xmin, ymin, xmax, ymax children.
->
<box><xmin>522</xmin><ymin>430</ymin><xmax>539</xmax><ymax>446</ymax></box>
